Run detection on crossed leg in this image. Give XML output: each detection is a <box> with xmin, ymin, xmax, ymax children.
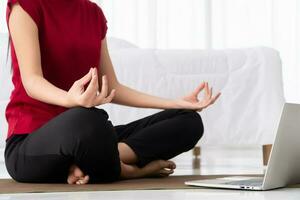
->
<box><xmin>118</xmin><ymin>143</ymin><xmax>177</xmax><ymax>179</ymax></box>
<box><xmin>68</xmin><ymin>144</ymin><xmax>176</xmax><ymax>184</ymax></box>
<box><xmin>69</xmin><ymin>108</ymin><xmax>203</xmax><ymax>184</ymax></box>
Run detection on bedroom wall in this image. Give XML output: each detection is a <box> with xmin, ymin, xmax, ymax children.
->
<box><xmin>0</xmin><ymin>33</ymin><xmax>11</xmax><ymax>162</ymax></box>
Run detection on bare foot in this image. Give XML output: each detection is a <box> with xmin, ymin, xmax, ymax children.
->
<box><xmin>142</xmin><ymin>160</ymin><xmax>176</xmax><ymax>178</ymax></box>
<box><xmin>120</xmin><ymin>160</ymin><xmax>176</xmax><ymax>179</ymax></box>
<box><xmin>67</xmin><ymin>164</ymin><xmax>90</xmax><ymax>185</ymax></box>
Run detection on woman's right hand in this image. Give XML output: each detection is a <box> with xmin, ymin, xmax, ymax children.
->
<box><xmin>67</xmin><ymin>67</ymin><xmax>116</xmax><ymax>108</ymax></box>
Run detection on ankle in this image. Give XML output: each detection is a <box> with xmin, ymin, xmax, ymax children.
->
<box><xmin>120</xmin><ymin>162</ymin><xmax>143</xmax><ymax>179</ymax></box>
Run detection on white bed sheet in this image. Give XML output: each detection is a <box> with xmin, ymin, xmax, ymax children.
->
<box><xmin>102</xmin><ymin>46</ymin><xmax>285</xmax><ymax>145</ymax></box>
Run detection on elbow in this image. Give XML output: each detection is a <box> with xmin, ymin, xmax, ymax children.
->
<box><xmin>110</xmin><ymin>81</ymin><xmax>122</xmax><ymax>104</ymax></box>
<box><xmin>23</xmin><ymin>80</ymin><xmax>35</xmax><ymax>99</ymax></box>
<box><xmin>113</xmin><ymin>81</ymin><xmax>122</xmax><ymax>90</ymax></box>
<box><xmin>107</xmin><ymin>79</ymin><xmax>121</xmax><ymax>92</ymax></box>
<box><xmin>22</xmin><ymin>75</ymin><xmax>39</xmax><ymax>99</ymax></box>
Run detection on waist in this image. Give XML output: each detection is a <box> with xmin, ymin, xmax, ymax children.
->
<box><xmin>5</xmin><ymin>101</ymin><xmax>67</xmax><ymax>140</ymax></box>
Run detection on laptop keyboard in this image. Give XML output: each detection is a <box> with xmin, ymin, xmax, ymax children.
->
<box><xmin>224</xmin><ymin>179</ymin><xmax>263</xmax><ymax>187</ymax></box>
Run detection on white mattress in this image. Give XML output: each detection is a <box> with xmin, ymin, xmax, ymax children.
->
<box><xmin>102</xmin><ymin>46</ymin><xmax>285</xmax><ymax>145</ymax></box>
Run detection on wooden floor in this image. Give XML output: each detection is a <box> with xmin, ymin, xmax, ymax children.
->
<box><xmin>1</xmin><ymin>145</ymin><xmax>299</xmax><ymax>200</ymax></box>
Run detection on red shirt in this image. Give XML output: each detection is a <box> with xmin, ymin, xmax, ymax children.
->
<box><xmin>5</xmin><ymin>0</ymin><xmax>107</xmax><ymax>141</ymax></box>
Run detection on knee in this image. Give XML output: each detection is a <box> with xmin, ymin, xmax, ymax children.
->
<box><xmin>180</xmin><ymin>109</ymin><xmax>204</xmax><ymax>148</ymax></box>
<box><xmin>67</xmin><ymin>106</ymin><xmax>109</xmax><ymax>122</ymax></box>
<box><xmin>63</xmin><ymin>107</ymin><xmax>113</xmax><ymax>142</ymax></box>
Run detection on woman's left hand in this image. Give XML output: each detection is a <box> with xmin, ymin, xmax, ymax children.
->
<box><xmin>174</xmin><ymin>82</ymin><xmax>221</xmax><ymax>112</ymax></box>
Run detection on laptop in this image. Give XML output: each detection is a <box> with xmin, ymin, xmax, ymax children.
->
<box><xmin>185</xmin><ymin>103</ymin><xmax>300</xmax><ymax>191</ymax></box>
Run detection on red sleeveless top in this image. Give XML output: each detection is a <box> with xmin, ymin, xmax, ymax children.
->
<box><xmin>5</xmin><ymin>0</ymin><xmax>107</xmax><ymax>141</ymax></box>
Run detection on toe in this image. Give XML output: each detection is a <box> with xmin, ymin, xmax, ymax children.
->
<box><xmin>159</xmin><ymin>168</ymin><xmax>174</xmax><ymax>175</ymax></box>
<box><xmin>76</xmin><ymin>175</ymin><xmax>89</xmax><ymax>185</ymax></box>
<box><xmin>67</xmin><ymin>164</ymin><xmax>86</xmax><ymax>184</ymax></box>
<box><xmin>82</xmin><ymin>175</ymin><xmax>90</xmax><ymax>184</ymax></box>
<box><xmin>160</xmin><ymin>160</ymin><xmax>176</xmax><ymax>170</ymax></box>
<box><xmin>67</xmin><ymin>174</ymin><xmax>78</xmax><ymax>184</ymax></box>
<box><xmin>167</xmin><ymin>161</ymin><xmax>176</xmax><ymax>169</ymax></box>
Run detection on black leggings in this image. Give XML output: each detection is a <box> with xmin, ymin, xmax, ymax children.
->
<box><xmin>4</xmin><ymin>107</ymin><xmax>204</xmax><ymax>183</ymax></box>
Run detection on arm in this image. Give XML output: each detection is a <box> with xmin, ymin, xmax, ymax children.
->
<box><xmin>9</xmin><ymin>4</ymin><xmax>114</xmax><ymax>109</ymax></box>
<box><xmin>9</xmin><ymin>4</ymin><xmax>71</xmax><ymax>107</ymax></box>
<box><xmin>99</xmin><ymin>38</ymin><xmax>221</xmax><ymax>110</ymax></box>
<box><xmin>98</xmin><ymin>38</ymin><xmax>177</xmax><ymax>109</ymax></box>
<box><xmin>112</xmin><ymin>84</ymin><xmax>177</xmax><ymax>109</ymax></box>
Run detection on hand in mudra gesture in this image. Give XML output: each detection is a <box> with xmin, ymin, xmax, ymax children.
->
<box><xmin>175</xmin><ymin>82</ymin><xmax>221</xmax><ymax>112</ymax></box>
<box><xmin>67</xmin><ymin>68</ymin><xmax>116</xmax><ymax>108</ymax></box>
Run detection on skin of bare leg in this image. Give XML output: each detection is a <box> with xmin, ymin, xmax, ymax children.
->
<box><xmin>67</xmin><ymin>160</ymin><xmax>177</xmax><ymax>184</ymax></box>
<box><xmin>120</xmin><ymin>161</ymin><xmax>142</xmax><ymax>179</ymax></box>
<box><xmin>140</xmin><ymin>160</ymin><xmax>176</xmax><ymax>178</ymax></box>
<box><xmin>120</xmin><ymin>160</ymin><xmax>177</xmax><ymax>179</ymax></box>
<box><xmin>67</xmin><ymin>142</ymin><xmax>177</xmax><ymax>184</ymax></box>
<box><xmin>118</xmin><ymin>142</ymin><xmax>138</xmax><ymax>164</ymax></box>
<box><xmin>118</xmin><ymin>142</ymin><xmax>177</xmax><ymax>179</ymax></box>
<box><xmin>67</xmin><ymin>142</ymin><xmax>138</xmax><ymax>184</ymax></box>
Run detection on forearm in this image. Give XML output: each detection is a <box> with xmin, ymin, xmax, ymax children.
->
<box><xmin>25</xmin><ymin>75</ymin><xmax>72</xmax><ymax>108</ymax></box>
<box><xmin>111</xmin><ymin>83</ymin><xmax>179</xmax><ymax>109</ymax></box>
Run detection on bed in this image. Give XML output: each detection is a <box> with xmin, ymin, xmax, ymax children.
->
<box><xmin>103</xmin><ymin>38</ymin><xmax>285</xmax><ymax>147</ymax></box>
<box><xmin>0</xmin><ymin>35</ymin><xmax>285</xmax><ymax>161</ymax></box>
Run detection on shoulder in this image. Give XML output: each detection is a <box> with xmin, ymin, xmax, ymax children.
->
<box><xmin>8</xmin><ymin>0</ymin><xmax>42</xmax><ymax>8</ymax></box>
<box><xmin>86</xmin><ymin>1</ymin><xmax>106</xmax><ymax>18</ymax></box>
<box><xmin>8</xmin><ymin>0</ymin><xmax>42</xmax><ymax>27</ymax></box>
<box><xmin>84</xmin><ymin>1</ymin><xmax>107</xmax><ymax>39</ymax></box>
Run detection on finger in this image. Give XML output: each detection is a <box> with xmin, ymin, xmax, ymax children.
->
<box><xmin>201</xmin><ymin>101</ymin><xmax>211</xmax><ymax>109</ymax></box>
<box><xmin>205</xmin><ymin>82</ymin><xmax>209</xmax><ymax>96</ymax></box>
<box><xmin>206</xmin><ymin>83</ymin><xmax>212</xmax><ymax>98</ymax></box>
<box><xmin>204</xmin><ymin>92</ymin><xmax>221</xmax><ymax>108</ymax></box>
<box><xmin>78</xmin><ymin>68</ymin><xmax>93</xmax><ymax>86</ymax></box>
<box><xmin>100</xmin><ymin>89</ymin><xmax>116</xmax><ymax>104</ymax></box>
<box><xmin>203</xmin><ymin>83</ymin><xmax>213</xmax><ymax>100</ymax></box>
<box><xmin>211</xmin><ymin>92</ymin><xmax>222</xmax><ymax>104</ymax></box>
<box><xmin>82</xmin><ymin>68</ymin><xmax>98</xmax><ymax>99</ymax></box>
<box><xmin>202</xmin><ymin>82</ymin><xmax>209</xmax><ymax>100</ymax></box>
<box><xmin>207</xmin><ymin>91</ymin><xmax>221</xmax><ymax>105</ymax></box>
<box><xmin>209</xmin><ymin>87</ymin><xmax>213</xmax><ymax>99</ymax></box>
<box><xmin>96</xmin><ymin>89</ymin><xmax>115</xmax><ymax>105</ymax></box>
<box><xmin>198</xmin><ymin>99</ymin><xmax>212</xmax><ymax>109</ymax></box>
<box><xmin>193</xmin><ymin>82</ymin><xmax>206</xmax><ymax>95</ymax></box>
<box><xmin>98</xmin><ymin>75</ymin><xmax>109</xmax><ymax>100</ymax></box>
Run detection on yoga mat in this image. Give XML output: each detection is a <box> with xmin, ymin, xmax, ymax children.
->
<box><xmin>0</xmin><ymin>175</ymin><xmax>240</xmax><ymax>194</ymax></box>
<box><xmin>1</xmin><ymin>174</ymin><xmax>298</xmax><ymax>194</ymax></box>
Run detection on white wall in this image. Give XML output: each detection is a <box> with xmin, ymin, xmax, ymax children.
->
<box><xmin>0</xmin><ymin>0</ymin><xmax>7</xmax><ymax>33</ymax></box>
<box><xmin>0</xmin><ymin>33</ymin><xmax>11</xmax><ymax>162</ymax></box>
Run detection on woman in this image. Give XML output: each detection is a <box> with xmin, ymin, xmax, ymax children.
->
<box><xmin>4</xmin><ymin>0</ymin><xmax>221</xmax><ymax>185</ymax></box>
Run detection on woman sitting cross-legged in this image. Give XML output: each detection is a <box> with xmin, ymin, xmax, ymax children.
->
<box><xmin>4</xmin><ymin>0</ymin><xmax>221</xmax><ymax>184</ymax></box>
